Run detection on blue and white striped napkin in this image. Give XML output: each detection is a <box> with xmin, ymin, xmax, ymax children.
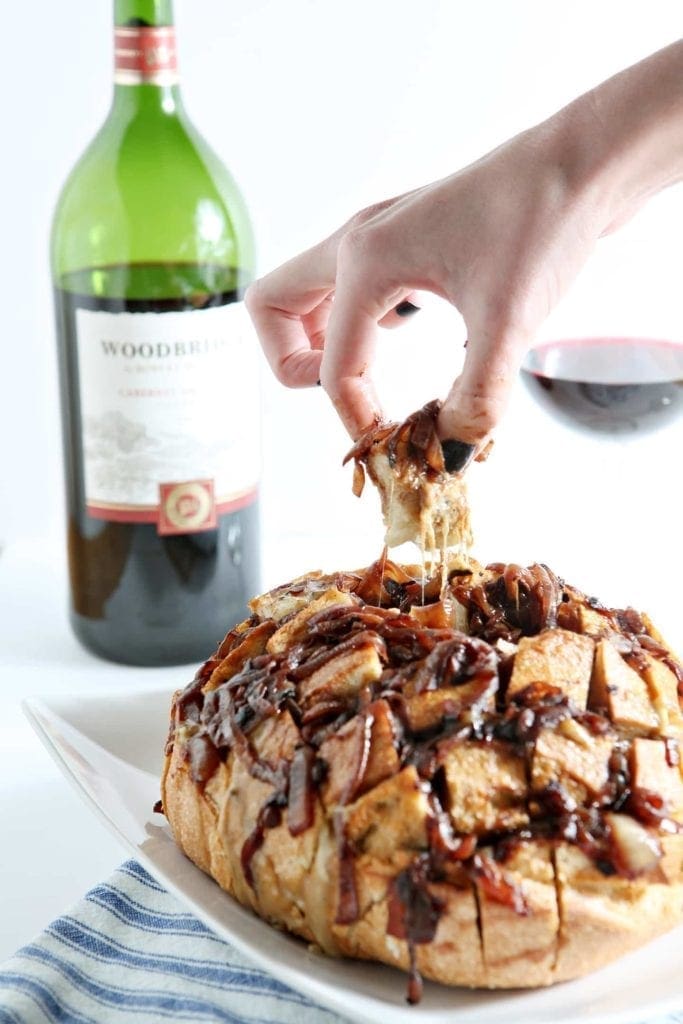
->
<box><xmin>0</xmin><ymin>860</ymin><xmax>345</xmax><ymax>1023</ymax></box>
<box><xmin>1</xmin><ymin>859</ymin><xmax>682</xmax><ymax>1024</ymax></box>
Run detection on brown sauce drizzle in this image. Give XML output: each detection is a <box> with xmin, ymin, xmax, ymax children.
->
<box><xmin>334</xmin><ymin>811</ymin><xmax>360</xmax><ymax>926</ymax></box>
<box><xmin>287</xmin><ymin>746</ymin><xmax>316</xmax><ymax>836</ymax></box>
<box><xmin>343</xmin><ymin>399</ymin><xmax>446</xmax><ymax>499</ymax></box>
<box><xmin>625</xmin><ymin>788</ymin><xmax>683</xmax><ymax>833</ymax></box>
<box><xmin>241</xmin><ymin>797</ymin><xmax>286</xmax><ymax>888</ymax></box>
<box><xmin>167</xmin><ymin>558</ymin><xmax>683</xmax><ymax>1002</ymax></box>
<box><xmin>470</xmin><ymin>853</ymin><xmax>529</xmax><ymax>915</ymax></box>
<box><xmin>185</xmin><ymin>734</ymin><xmax>221</xmax><ymax>785</ymax></box>
<box><xmin>387</xmin><ymin>853</ymin><xmax>446</xmax><ymax>1004</ymax></box>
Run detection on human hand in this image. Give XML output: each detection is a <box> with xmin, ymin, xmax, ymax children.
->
<box><xmin>246</xmin><ymin>42</ymin><xmax>683</xmax><ymax>458</ymax></box>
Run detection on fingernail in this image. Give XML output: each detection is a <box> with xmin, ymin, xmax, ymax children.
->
<box><xmin>441</xmin><ymin>439</ymin><xmax>476</xmax><ymax>474</ymax></box>
<box><xmin>394</xmin><ymin>300</ymin><xmax>420</xmax><ymax>317</ymax></box>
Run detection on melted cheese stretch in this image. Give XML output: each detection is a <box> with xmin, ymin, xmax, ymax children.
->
<box><xmin>346</xmin><ymin>399</ymin><xmax>474</xmax><ymax>596</ymax></box>
<box><xmin>377</xmin><ymin>449</ymin><xmax>473</xmax><ymax>597</ymax></box>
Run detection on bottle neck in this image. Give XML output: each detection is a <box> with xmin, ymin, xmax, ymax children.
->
<box><xmin>112</xmin><ymin>0</ymin><xmax>181</xmax><ymax>116</ymax></box>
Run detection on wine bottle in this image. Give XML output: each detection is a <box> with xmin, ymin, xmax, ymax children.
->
<box><xmin>51</xmin><ymin>0</ymin><xmax>260</xmax><ymax>667</ymax></box>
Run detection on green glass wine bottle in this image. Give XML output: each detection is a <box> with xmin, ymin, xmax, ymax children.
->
<box><xmin>51</xmin><ymin>0</ymin><xmax>260</xmax><ymax>667</ymax></box>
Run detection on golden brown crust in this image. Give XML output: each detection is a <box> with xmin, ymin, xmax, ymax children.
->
<box><xmin>161</xmin><ymin>559</ymin><xmax>683</xmax><ymax>997</ymax></box>
<box><xmin>552</xmin><ymin>842</ymin><xmax>683</xmax><ymax>982</ymax></box>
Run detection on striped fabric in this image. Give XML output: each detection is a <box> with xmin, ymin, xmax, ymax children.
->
<box><xmin>0</xmin><ymin>861</ymin><xmax>345</xmax><ymax>1023</ymax></box>
<box><xmin>1</xmin><ymin>862</ymin><xmax>682</xmax><ymax>1024</ymax></box>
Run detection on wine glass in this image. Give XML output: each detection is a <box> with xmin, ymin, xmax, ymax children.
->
<box><xmin>520</xmin><ymin>338</ymin><xmax>683</xmax><ymax>438</ymax></box>
<box><xmin>517</xmin><ymin>336</ymin><xmax>683</xmax><ymax>638</ymax></box>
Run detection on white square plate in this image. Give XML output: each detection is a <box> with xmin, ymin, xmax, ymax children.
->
<box><xmin>23</xmin><ymin>689</ymin><xmax>683</xmax><ymax>1024</ymax></box>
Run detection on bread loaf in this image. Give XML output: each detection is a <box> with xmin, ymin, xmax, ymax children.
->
<box><xmin>161</xmin><ymin>557</ymin><xmax>683</xmax><ymax>1001</ymax></box>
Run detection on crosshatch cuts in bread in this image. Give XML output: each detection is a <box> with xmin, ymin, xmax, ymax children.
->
<box><xmin>160</xmin><ymin>557</ymin><xmax>683</xmax><ymax>1003</ymax></box>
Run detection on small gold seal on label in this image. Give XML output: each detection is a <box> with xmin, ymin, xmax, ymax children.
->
<box><xmin>158</xmin><ymin>480</ymin><xmax>217</xmax><ymax>535</ymax></box>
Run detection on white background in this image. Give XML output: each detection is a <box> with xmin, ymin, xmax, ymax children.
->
<box><xmin>0</xmin><ymin>0</ymin><xmax>681</xmax><ymax>962</ymax></box>
<box><xmin>0</xmin><ymin>0</ymin><xmax>681</xmax><ymax>600</ymax></box>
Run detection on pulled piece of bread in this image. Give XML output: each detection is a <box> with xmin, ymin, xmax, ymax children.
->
<box><xmin>344</xmin><ymin>400</ymin><xmax>473</xmax><ymax>554</ymax></box>
<box><xmin>161</xmin><ymin>558</ymin><xmax>683</xmax><ymax>1002</ymax></box>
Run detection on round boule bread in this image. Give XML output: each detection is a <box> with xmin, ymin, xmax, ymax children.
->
<box><xmin>160</xmin><ymin>558</ymin><xmax>683</xmax><ymax>1002</ymax></box>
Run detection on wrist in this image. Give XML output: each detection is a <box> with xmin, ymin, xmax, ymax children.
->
<box><xmin>551</xmin><ymin>41</ymin><xmax>683</xmax><ymax>234</ymax></box>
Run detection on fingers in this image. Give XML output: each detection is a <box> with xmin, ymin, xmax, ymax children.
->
<box><xmin>437</xmin><ymin>321</ymin><xmax>531</xmax><ymax>447</ymax></box>
<box><xmin>245</xmin><ymin>240</ymin><xmax>338</xmax><ymax>389</ymax></box>
<box><xmin>247</xmin><ymin>194</ymin><xmax>430</xmax><ymax>439</ymax></box>
<box><xmin>248</xmin><ymin>250</ymin><xmax>422</xmax><ymax>399</ymax></box>
<box><xmin>319</xmin><ymin>296</ymin><xmax>384</xmax><ymax>439</ymax></box>
<box><xmin>320</xmin><ymin>234</ymin><xmax>408</xmax><ymax>438</ymax></box>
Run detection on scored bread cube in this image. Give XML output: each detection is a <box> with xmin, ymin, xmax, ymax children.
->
<box><xmin>574</xmin><ymin>604</ymin><xmax>619</xmax><ymax>639</ymax></box>
<box><xmin>363</xmin><ymin>700</ymin><xmax>401</xmax><ymax>791</ymax></box>
<box><xmin>298</xmin><ymin>642</ymin><xmax>383</xmax><ymax>708</ymax></box>
<box><xmin>250</xmin><ymin>573</ymin><xmax>327</xmax><ymax>618</ymax></box>
<box><xmin>441</xmin><ymin>743</ymin><xmax>528</xmax><ymax>835</ymax></box>
<box><xmin>409</xmin><ymin>595</ymin><xmax>470</xmax><ymax>633</ymax></box>
<box><xmin>532</xmin><ymin>725</ymin><xmax>614</xmax><ymax>804</ymax></box>
<box><xmin>660</xmin><ymin>834</ymin><xmax>683</xmax><ymax>885</ymax></box>
<box><xmin>589</xmin><ymin>640</ymin><xmax>659</xmax><ymax>735</ymax></box>
<box><xmin>249</xmin><ymin>571</ymin><xmax>336</xmax><ymax>622</ymax></box>
<box><xmin>639</xmin><ymin>654</ymin><xmax>683</xmax><ymax>738</ymax></box>
<box><xmin>552</xmin><ymin>841</ymin><xmax>679</xmax><ymax>982</ymax></box>
<box><xmin>266</xmin><ymin>588</ymin><xmax>356</xmax><ymax>654</ymax></box>
<box><xmin>507</xmin><ymin>629</ymin><xmax>595</xmax><ymax>708</ymax></box>
<box><xmin>331</xmin><ymin>858</ymin><xmax>488</xmax><ymax>989</ymax></box>
<box><xmin>630</xmin><ymin>738</ymin><xmax>683</xmax><ymax>817</ymax></box>
<box><xmin>477</xmin><ymin>841</ymin><xmax>559</xmax><ymax>987</ymax></box>
<box><xmin>343</xmin><ymin>766</ymin><xmax>430</xmax><ymax>857</ymax></box>
<box><xmin>207</xmin><ymin>620</ymin><xmax>277</xmax><ymax>690</ymax></box>
<box><xmin>320</xmin><ymin>700</ymin><xmax>400</xmax><ymax>805</ymax></box>
<box><xmin>405</xmin><ymin>679</ymin><xmax>496</xmax><ymax>733</ymax></box>
<box><xmin>414</xmin><ymin>881</ymin><xmax>487</xmax><ymax>988</ymax></box>
<box><xmin>552</xmin><ymin>843</ymin><xmax>651</xmax><ymax>978</ymax></box>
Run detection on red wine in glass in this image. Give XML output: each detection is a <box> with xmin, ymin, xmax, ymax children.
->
<box><xmin>520</xmin><ymin>338</ymin><xmax>683</xmax><ymax>436</ymax></box>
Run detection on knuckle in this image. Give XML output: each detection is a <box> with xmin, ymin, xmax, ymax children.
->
<box><xmin>337</xmin><ymin>226</ymin><xmax>366</xmax><ymax>260</ymax></box>
<box><xmin>337</xmin><ymin>222</ymin><xmax>385</xmax><ymax>268</ymax></box>
<box><xmin>348</xmin><ymin>198</ymin><xmax>394</xmax><ymax>230</ymax></box>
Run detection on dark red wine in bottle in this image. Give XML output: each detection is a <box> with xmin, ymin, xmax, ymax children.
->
<box><xmin>50</xmin><ymin>0</ymin><xmax>260</xmax><ymax>666</ymax></box>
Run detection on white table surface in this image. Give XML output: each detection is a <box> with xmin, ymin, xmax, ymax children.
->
<box><xmin>1</xmin><ymin>407</ymin><xmax>680</xmax><ymax>964</ymax></box>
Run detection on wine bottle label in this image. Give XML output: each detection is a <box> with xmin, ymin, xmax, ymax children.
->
<box><xmin>114</xmin><ymin>26</ymin><xmax>179</xmax><ymax>86</ymax></box>
<box><xmin>75</xmin><ymin>301</ymin><xmax>260</xmax><ymax>535</ymax></box>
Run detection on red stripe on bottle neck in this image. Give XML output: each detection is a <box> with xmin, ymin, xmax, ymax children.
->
<box><xmin>114</xmin><ymin>26</ymin><xmax>178</xmax><ymax>84</ymax></box>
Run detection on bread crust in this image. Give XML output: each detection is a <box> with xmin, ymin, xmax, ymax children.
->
<box><xmin>161</xmin><ymin>559</ymin><xmax>683</xmax><ymax>997</ymax></box>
